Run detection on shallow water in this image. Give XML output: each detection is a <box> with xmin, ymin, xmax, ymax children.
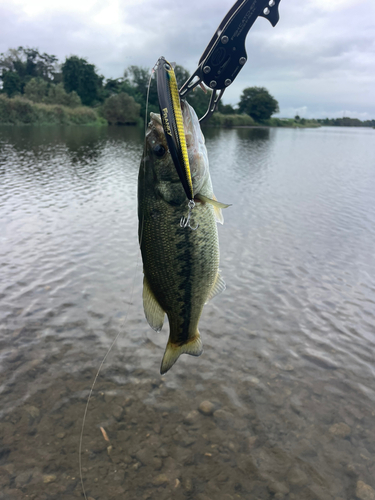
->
<box><xmin>0</xmin><ymin>124</ymin><xmax>375</xmax><ymax>500</ymax></box>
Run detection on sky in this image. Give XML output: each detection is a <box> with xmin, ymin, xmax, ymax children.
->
<box><xmin>0</xmin><ymin>0</ymin><xmax>374</xmax><ymax>119</ymax></box>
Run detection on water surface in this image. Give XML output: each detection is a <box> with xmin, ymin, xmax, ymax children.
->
<box><xmin>1</xmin><ymin>124</ymin><xmax>375</xmax><ymax>500</ymax></box>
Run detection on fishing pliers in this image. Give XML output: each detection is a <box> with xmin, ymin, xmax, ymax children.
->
<box><xmin>179</xmin><ymin>0</ymin><xmax>282</xmax><ymax>122</ymax></box>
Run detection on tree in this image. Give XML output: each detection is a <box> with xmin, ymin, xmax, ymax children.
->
<box><xmin>184</xmin><ymin>87</ymin><xmax>212</xmax><ymax>120</ymax></box>
<box><xmin>102</xmin><ymin>92</ymin><xmax>140</xmax><ymax>125</ymax></box>
<box><xmin>24</xmin><ymin>78</ymin><xmax>48</xmax><ymax>102</ymax></box>
<box><xmin>103</xmin><ymin>78</ymin><xmax>124</xmax><ymax>98</ymax></box>
<box><xmin>174</xmin><ymin>65</ymin><xmax>190</xmax><ymax>89</ymax></box>
<box><xmin>2</xmin><ymin>71</ymin><xmax>22</xmax><ymax>97</ymax></box>
<box><xmin>0</xmin><ymin>47</ymin><xmax>60</xmax><ymax>94</ymax></box>
<box><xmin>218</xmin><ymin>102</ymin><xmax>236</xmax><ymax>115</ymax></box>
<box><xmin>122</xmin><ymin>64</ymin><xmax>193</xmax><ymax>120</ymax></box>
<box><xmin>61</xmin><ymin>56</ymin><xmax>103</xmax><ymax>106</ymax></box>
<box><xmin>124</xmin><ymin>65</ymin><xmax>158</xmax><ymax>119</ymax></box>
<box><xmin>238</xmin><ymin>86</ymin><xmax>279</xmax><ymax>122</ymax></box>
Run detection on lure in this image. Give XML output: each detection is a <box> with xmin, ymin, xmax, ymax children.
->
<box><xmin>155</xmin><ymin>57</ymin><xmax>194</xmax><ymax>202</ymax></box>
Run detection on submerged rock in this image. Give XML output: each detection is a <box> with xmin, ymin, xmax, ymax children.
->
<box><xmin>152</xmin><ymin>474</ymin><xmax>169</xmax><ymax>486</ymax></box>
<box><xmin>198</xmin><ymin>401</ymin><xmax>215</xmax><ymax>416</ymax></box>
<box><xmin>287</xmin><ymin>466</ymin><xmax>308</xmax><ymax>487</ymax></box>
<box><xmin>43</xmin><ymin>475</ymin><xmax>57</xmax><ymax>484</ymax></box>
<box><xmin>14</xmin><ymin>471</ymin><xmax>32</xmax><ymax>487</ymax></box>
<box><xmin>356</xmin><ymin>481</ymin><xmax>375</xmax><ymax>500</ymax></box>
<box><xmin>329</xmin><ymin>423</ymin><xmax>351</xmax><ymax>438</ymax></box>
<box><xmin>24</xmin><ymin>405</ymin><xmax>40</xmax><ymax>418</ymax></box>
<box><xmin>184</xmin><ymin>410</ymin><xmax>199</xmax><ymax>424</ymax></box>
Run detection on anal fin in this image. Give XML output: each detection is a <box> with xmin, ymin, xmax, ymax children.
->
<box><xmin>205</xmin><ymin>271</ymin><xmax>226</xmax><ymax>304</ymax></box>
<box><xmin>143</xmin><ymin>276</ymin><xmax>165</xmax><ymax>331</ymax></box>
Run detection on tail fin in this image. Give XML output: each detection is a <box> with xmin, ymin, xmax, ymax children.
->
<box><xmin>160</xmin><ymin>333</ymin><xmax>203</xmax><ymax>375</ymax></box>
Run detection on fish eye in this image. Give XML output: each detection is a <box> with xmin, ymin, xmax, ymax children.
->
<box><xmin>153</xmin><ymin>144</ymin><xmax>166</xmax><ymax>157</ymax></box>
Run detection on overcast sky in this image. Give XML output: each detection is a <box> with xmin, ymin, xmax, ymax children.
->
<box><xmin>1</xmin><ymin>0</ymin><xmax>374</xmax><ymax>119</ymax></box>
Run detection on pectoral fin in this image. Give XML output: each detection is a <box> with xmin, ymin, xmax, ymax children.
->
<box><xmin>195</xmin><ymin>193</ymin><xmax>231</xmax><ymax>209</ymax></box>
<box><xmin>195</xmin><ymin>193</ymin><xmax>231</xmax><ymax>225</ymax></box>
<box><xmin>143</xmin><ymin>276</ymin><xmax>165</xmax><ymax>332</ymax></box>
<box><xmin>205</xmin><ymin>271</ymin><xmax>226</xmax><ymax>304</ymax></box>
<box><xmin>160</xmin><ymin>333</ymin><xmax>203</xmax><ymax>375</ymax></box>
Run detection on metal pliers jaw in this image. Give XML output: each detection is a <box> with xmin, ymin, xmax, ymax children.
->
<box><xmin>179</xmin><ymin>0</ymin><xmax>282</xmax><ymax>123</ymax></box>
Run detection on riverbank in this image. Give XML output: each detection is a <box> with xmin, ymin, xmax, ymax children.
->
<box><xmin>0</xmin><ymin>95</ymin><xmax>322</xmax><ymax>129</ymax></box>
<box><xmin>0</xmin><ymin>95</ymin><xmax>106</xmax><ymax>126</ymax></box>
<box><xmin>202</xmin><ymin>113</ymin><xmax>321</xmax><ymax>128</ymax></box>
<box><xmin>4</xmin><ymin>95</ymin><xmax>370</xmax><ymax>130</ymax></box>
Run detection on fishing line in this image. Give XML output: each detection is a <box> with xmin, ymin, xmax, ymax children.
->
<box><xmin>79</xmin><ymin>67</ymin><xmax>156</xmax><ymax>500</ymax></box>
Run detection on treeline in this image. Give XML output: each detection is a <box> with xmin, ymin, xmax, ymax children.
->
<box><xmin>0</xmin><ymin>47</ymin><xmax>277</xmax><ymax>126</ymax></box>
<box><xmin>0</xmin><ymin>47</ymin><xmax>217</xmax><ymax>125</ymax></box>
<box><xmin>0</xmin><ymin>47</ymin><xmax>373</xmax><ymax>127</ymax></box>
<box><xmin>316</xmin><ymin>117</ymin><xmax>375</xmax><ymax>128</ymax></box>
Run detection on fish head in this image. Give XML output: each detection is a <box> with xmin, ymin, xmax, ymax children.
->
<box><xmin>143</xmin><ymin>102</ymin><xmax>211</xmax><ymax>204</ymax></box>
<box><xmin>144</xmin><ymin>112</ymin><xmax>181</xmax><ymax>185</ymax></box>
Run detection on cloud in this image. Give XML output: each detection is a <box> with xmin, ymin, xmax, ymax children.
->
<box><xmin>1</xmin><ymin>0</ymin><xmax>374</xmax><ymax>118</ymax></box>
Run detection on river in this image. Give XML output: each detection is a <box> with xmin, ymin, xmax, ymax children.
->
<box><xmin>0</xmin><ymin>124</ymin><xmax>374</xmax><ymax>500</ymax></box>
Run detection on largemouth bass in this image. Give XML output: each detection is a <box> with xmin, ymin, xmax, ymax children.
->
<box><xmin>138</xmin><ymin>100</ymin><xmax>228</xmax><ymax>374</ymax></box>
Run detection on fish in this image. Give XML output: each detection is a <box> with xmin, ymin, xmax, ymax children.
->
<box><xmin>138</xmin><ymin>100</ymin><xmax>229</xmax><ymax>374</ymax></box>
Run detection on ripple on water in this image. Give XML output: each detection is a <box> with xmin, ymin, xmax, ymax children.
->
<box><xmin>0</xmin><ymin>126</ymin><xmax>375</xmax><ymax>498</ymax></box>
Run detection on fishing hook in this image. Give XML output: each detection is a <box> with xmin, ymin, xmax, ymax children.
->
<box><xmin>180</xmin><ymin>199</ymin><xmax>199</xmax><ymax>230</ymax></box>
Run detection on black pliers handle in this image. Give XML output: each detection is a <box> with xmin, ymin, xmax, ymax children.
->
<box><xmin>179</xmin><ymin>0</ymin><xmax>282</xmax><ymax>122</ymax></box>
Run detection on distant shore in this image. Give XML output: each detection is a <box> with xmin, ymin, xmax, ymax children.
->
<box><xmin>0</xmin><ymin>95</ymin><xmax>373</xmax><ymax>129</ymax></box>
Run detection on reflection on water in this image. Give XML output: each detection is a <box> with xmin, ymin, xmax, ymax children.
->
<box><xmin>1</xmin><ymin>125</ymin><xmax>375</xmax><ymax>500</ymax></box>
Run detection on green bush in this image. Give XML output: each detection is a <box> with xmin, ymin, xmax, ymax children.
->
<box><xmin>45</xmin><ymin>83</ymin><xmax>82</xmax><ymax>107</ymax></box>
<box><xmin>0</xmin><ymin>94</ymin><xmax>104</xmax><ymax>125</ymax></box>
<box><xmin>24</xmin><ymin>79</ymin><xmax>82</xmax><ymax>107</ymax></box>
<box><xmin>102</xmin><ymin>92</ymin><xmax>140</xmax><ymax>124</ymax></box>
<box><xmin>24</xmin><ymin>78</ymin><xmax>49</xmax><ymax>103</ymax></box>
<box><xmin>65</xmin><ymin>106</ymin><xmax>99</xmax><ymax>124</ymax></box>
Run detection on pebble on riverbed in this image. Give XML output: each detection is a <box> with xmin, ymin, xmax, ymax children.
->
<box><xmin>152</xmin><ymin>474</ymin><xmax>169</xmax><ymax>486</ymax></box>
<box><xmin>329</xmin><ymin>422</ymin><xmax>351</xmax><ymax>438</ymax></box>
<box><xmin>198</xmin><ymin>401</ymin><xmax>215</xmax><ymax>416</ymax></box>
<box><xmin>356</xmin><ymin>481</ymin><xmax>375</xmax><ymax>500</ymax></box>
<box><xmin>184</xmin><ymin>410</ymin><xmax>199</xmax><ymax>424</ymax></box>
<box><xmin>43</xmin><ymin>474</ymin><xmax>57</xmax><ymax>484</ymax></box>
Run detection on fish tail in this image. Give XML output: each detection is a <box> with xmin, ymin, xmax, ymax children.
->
<box><xmin>160</xmin><ymin>332</ymin><xmax>203</xmax><ymax>375</ymax></box>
